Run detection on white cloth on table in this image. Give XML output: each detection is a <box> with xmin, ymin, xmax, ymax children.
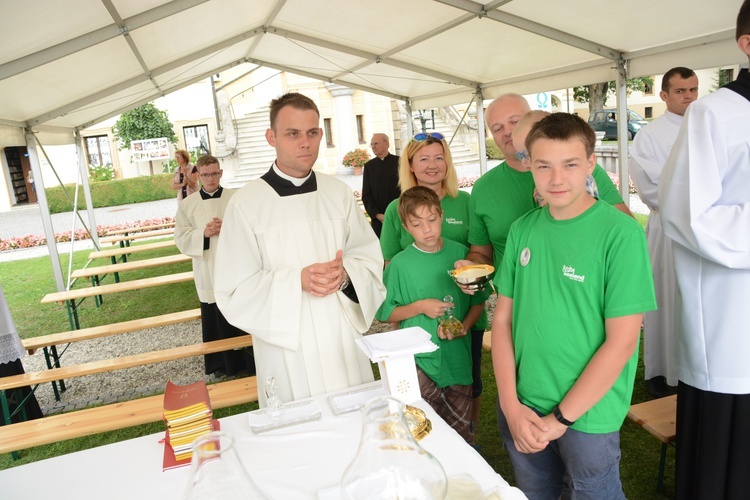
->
<box><xmin>629</xmin><ymin>110</ymin><xmax>682</xmax><ymax>385</ymax></box>
<box><xmin>0</xmin><ymin>284</ymin><xmax>25</xmax><ymax>364</ymax></box>
<box><xmin>214</xmin><ymin>170</ymin><xmax>386</xmax><ymax>406</ymax></box>
<box><xmin>659</xmin><ymin>87</ymin><xmax>750</xmax><ymax>394</ymax></box>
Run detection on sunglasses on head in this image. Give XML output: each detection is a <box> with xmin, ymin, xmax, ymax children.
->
<box><xmin>514</xmin><ymin>150</ymin><xmax>530</xmax><ymax>162</ymax></box>
<box><xmin>412</xmin><ymin>132</ymin><xmax>445</xmax><ymax>142</ymax></box>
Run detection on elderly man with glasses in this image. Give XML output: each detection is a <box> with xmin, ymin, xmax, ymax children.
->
<box><xmin>174</xmin><ymin>154</ymin><xmax>254</xmax><ymax>378</ymax></box>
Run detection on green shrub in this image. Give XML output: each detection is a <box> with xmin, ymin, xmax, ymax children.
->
<box><xmin>89</xmin><ymin>164</ymin><xmax>115</xmax><ymax>182</ymax></box>
<box><xmin>485</xmin><ymin>138</ymin><xmax>504</xmax><ymax>160</ymax></box>
<box><xmin>44</xmin><ymin>174</ymin><xmax>175</xmax><ymax>214</ymax></box>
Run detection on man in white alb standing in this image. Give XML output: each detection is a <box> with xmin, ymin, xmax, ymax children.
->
<box><xmin>629</xmin><ymin>66</ymin><xmax>699</xmax><ymax>398</ymax></box>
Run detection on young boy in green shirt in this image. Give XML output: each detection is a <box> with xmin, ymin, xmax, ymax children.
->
<box><xmin>492</xmin><ymin>113</ymin><xmax>656</xmax><ymax>499</ymax></box>
<box><xmin>377</xmin><ymin>186</ymin><xmax>487</xmax><ymax>444</ymax></box>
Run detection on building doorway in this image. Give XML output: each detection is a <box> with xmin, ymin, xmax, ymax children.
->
<box><xmin>4</xmin><ymin>146</ymin><xmax>37</xmax><ymax>206</ymax></box>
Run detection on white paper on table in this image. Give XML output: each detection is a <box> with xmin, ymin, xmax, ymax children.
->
<box><xmin>247</xmin><ymin>399</ymin><xmax>322</xmax><ymax>433</ymax></box>
<box><xmin>356</xmin><ymin>327</ymin><xmax>438</xmax><ymax>361</ymax></box>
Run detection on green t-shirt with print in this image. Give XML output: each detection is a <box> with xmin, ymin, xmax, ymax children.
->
<box><xmin>377</xmin><ymin>239</ymin><xmax>489</xmax><ymax>388</ymax></box>
<box><xmin>496</xmin><ymin>201</ymin><xmax>656</xmax><ymax>434</ymax></box>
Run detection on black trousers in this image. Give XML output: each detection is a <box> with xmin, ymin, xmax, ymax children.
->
<box><xmin>0</xmin><ymin>358</ymin><xmax>44</xmax><ymax>425</ymax></box>
<box><xmin>200</xmin><ymin>302</ymin><xmax>255</xmax><ymax>377</ymax></box>
<box><xmin>676</xmin><ymin>381</ymin><xmax>750</xmax><ymax>500</ymax></box>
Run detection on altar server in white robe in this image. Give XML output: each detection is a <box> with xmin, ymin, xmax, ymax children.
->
<box><xmin>175</xmin><ymin>155</ymin><xmax>253</xmax><ymax>377</ymax></box>
<box><xmin>630</xmin><ymin>67</ymin><xmax>698</xmax><ymax>398</ymax></box>
<box><xmin>214</xmin><ymin>93</ymin><xmax>386</xmax><ymax>406</ymax></box>
<box><xmin>659</xmin><ymin>5</ymin><xmax>750</xmax><ymax>497</ymax></box>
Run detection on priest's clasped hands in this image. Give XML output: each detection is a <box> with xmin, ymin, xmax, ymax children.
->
<box><xmin>302</xmin><ymin>250</ymin><xmax>348</xmax><ymax>297</ymax></box>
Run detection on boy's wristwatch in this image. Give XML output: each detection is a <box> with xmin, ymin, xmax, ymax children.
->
<box><xmin>552</xmin><ymin>405</ymin><xmax>575</xmax><ymax>426</ymax></box>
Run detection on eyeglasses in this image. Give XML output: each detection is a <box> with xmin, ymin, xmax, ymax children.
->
<box><xmin>514</xmin><ymin>150</ymin><xmax>530</xmax><ymax>162</ymax></box>
<box><xmin>200</xmin><ymin>172</ymin><xmax>221</xmax><ymax>179</ymax></box>
<box><xmin>412</xmin><ymin>132</ymin><xmax>445</xmax><ymax>142</ymax></box>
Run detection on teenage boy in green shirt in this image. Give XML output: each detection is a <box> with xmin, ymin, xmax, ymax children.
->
<box><xmin>377</xmin><ymin>186</ymin><xmax>487</xmax><ymax>444</ymax></box>
<box><xmin>492</xmin><ymin>113</ymin><xmax>656</xmax><ymax>499</ymax></box>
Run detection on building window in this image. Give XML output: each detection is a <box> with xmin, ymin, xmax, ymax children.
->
<box><xmin>183</xmin><ymin>124</ymin><xmax>210</xmax><ymax>157</ymax></box>
<box><xmin>718</xmin><ymin>68</ymin><xmax>734</xmax><ymax>87</ymax></box>
<box><xmin>644</xmin><ymin>79</ymin><xmax>654</xmax><ymax>95</ymax></box>
<box><xmin>356</xmin><ymin>115</ymin><xmax>366</xmax><ymax>144</ymax></box>
<box><xmin>324</xmin><ymin>118</ymin><xmax>334</xmax><ymax>148</ymax></box>
<box><xmin>644</xmin><ymin>107</ymin><xmax>653</xmax><ymax>119</ymax></box>
<box><xmin>85</xmin><ymin>135</ymin><xmax>112</xmax><ymax>167</ymax></box>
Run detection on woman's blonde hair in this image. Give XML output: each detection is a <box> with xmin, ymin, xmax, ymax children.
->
<box><xmin>398</xmin><ymin>135</ymin><xmax>458</xmax><ymax>198</ymax></box>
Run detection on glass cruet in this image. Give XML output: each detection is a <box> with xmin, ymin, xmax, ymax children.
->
<box><xmin>438</xmin><ymin>295</ymin><xmax>463</xmax><ymax>339</ymax></box>
<box><xmin>183</xmin><ymin>431</ymin><xmax>268</xmax><ymax>500</ymax></box>
<box><xmin>264</xmin><ymin>375</ymin><xmax>285</xmax><ymax>421</ymax></box>
<box><xmin>340</xmin><ymin>396</ymin><xmax>447</xmax><ymax>499</ymax></box>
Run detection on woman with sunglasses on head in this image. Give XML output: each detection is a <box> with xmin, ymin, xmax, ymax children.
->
<box><xmin>379</xmin><ymin>131</ymin><xmax>488</xmax><ymax>439</ymax></box>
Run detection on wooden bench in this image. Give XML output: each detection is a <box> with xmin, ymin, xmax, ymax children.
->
<box><xmin>100</xmin><ymin>228</ymin><xmax>175</xmax><ymax>248</ymax></box>
<box><xmin>104</xmin><ymin>221</ymin><xmax>174</xmax><ymax>236</ymax></box>
<box><xmin>627</xmin><ymin>395</ymin><xmax>677</xmax><ymax>492</ymax></box>
<box><xmin>89</xmin><ymin>240</ymin><xmax>177</xmax><ymax>266</ymax></box>
<box><xmin>41</xmin><ymin>271</ymin><xmax>194</xmax><ymax>330</ymax></box>
<box><xmin>22</xmin><ymin>308</ymin><xmax>202</xmax><ymax>400</ymax></box>
<box><xmin>0</xmin><ymin>335</ymin><xmax>256</xmax><ymax>456</ymax></box>
<box><xmin>71</xmin><ymin>253</ymin><xmax>191</xmax><ymax>287</ymax></box>
<box><xmin>0</xmin><ymin>376</ymin><xmax>257</xmax><ymax>455</ymax></box>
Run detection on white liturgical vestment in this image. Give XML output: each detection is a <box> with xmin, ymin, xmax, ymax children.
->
<box><xmin>214</xmin><ymin>169</ymin><xmax>386</xmax><ymax>406</ymax></box>
<box><xmin>659</xmin><ymin>87</ymin><xmax>750</xmax><ymax>395</ymax></box>
<box><xmin>630</xmin><ymin>110</ymin><xmax>682</xmax><ymax>385</ymax></box>
<box><xmin>174</xmin><ymin>187</ymin><xmax>235</xmax><ymax>304</ymax></box>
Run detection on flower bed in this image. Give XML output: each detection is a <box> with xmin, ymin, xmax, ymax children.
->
<box><xmin>0</xmin><ymin>217</ymin><xmax>175</xmax><ymax>252</ymax></box>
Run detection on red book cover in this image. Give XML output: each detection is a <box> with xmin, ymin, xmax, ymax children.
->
<box><xmin>163</xmin><ymin>380</ymin><xmax>211</xmax><ymax>414</ymax></box>
<box><xmin>162</xmin><ymin>419</ymin><xmax>220</xmax><ymax>471</ymax></box>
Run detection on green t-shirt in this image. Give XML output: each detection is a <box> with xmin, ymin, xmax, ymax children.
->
<box><xmin>468</xmin><ymin>162</ymin><xmax>537</xmax><ymax>268</ymax></box>
<box><xmin>468</xmin><ymin>163</ymin><xmax>623</xmax><ymax>272</ymax></box>
<box><xmin>376</xmin><ymin>239</ymin><xmax>489</xmax><ymax>388</ymax></box>
<box><xmin>380</xmin><ymin>190</ymin><xmax>471</xmax><ymax>260</ymax></box>
<box><xmin>496</xmin><ymin>201</ymin><xmax>656</xmax><ymax>433</ymax></box>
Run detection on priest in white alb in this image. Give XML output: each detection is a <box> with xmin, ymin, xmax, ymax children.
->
<box><xmin>659</xmin><ymin>6</ymin><xmax>750</xmax><ymax>497</ymax></box>
<box><xmin>214</xmin><ymin>93</ymin><xmax>386</xmax><ymax>406</ymax></box>
<box><xmin>629</xmin><ymin>66</ymin><xmax>699</xmax><ymax>398</ymax></box>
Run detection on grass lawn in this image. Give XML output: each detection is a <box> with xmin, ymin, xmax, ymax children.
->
<box><xmin>0</xmin><ymin>235</ymin><xmax>675</xmax><ymax>498</ymax></box>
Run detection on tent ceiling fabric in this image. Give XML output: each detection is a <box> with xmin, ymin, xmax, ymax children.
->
<box><xmin>0</xmin><ymin>0</ymin><xmax>744</xmax><ymax>141</ymax></box>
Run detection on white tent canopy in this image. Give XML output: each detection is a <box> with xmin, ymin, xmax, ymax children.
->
<box><xmin>1</xmin><ymin>0</ymin><xmax>745</xmax><ymax>139</ymax></box>
<box><xmin>0</xmin><ymin>0</ymin><xmax>745</xmax><ymax>292</ymax></box>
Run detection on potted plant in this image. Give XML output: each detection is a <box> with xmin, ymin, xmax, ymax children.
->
<box><xmin>342</xmin><ymin>148</ymin><xmax>370</xmax><ymax>175</ymax></box>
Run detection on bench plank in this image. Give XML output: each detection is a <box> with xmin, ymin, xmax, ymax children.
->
<box><xmin>100</xmin><ymin>228</ymin><xmax>175</xmax><ymax>245</ymax></box>
<box><xmin>89</xmin><ymin>240</ymin><xmax>176</xmax><ymax>260</ymax></box>
<box><xmin>1</xmin><ymin>335</ymin><xmax>253</xmax><ymax>391</ymax></box>
<box><xmin>105</xmin><ymin>222</ymin><xmax>174</xmax><ymax>236</ymax></box>
<box><xmin>627</xmin><ymin>395</ymin><xmax>677</xmax><ymax>444</ymax></box>
<box><xmin>41</xmin><ymin>271</ymin><xmax>194</xmax><ymax>304</ymax></box>
<box><xmin>0</xmin><ymin>377</ymin><xmax>258</xmax><ymax>454</ymax></box>
<box><xmin>22</xmin><ymin>308</ymin><xmax>202</xmax><ymax>353</ymax></box>
<box><xmin>71</xmin><ymin>254</ymin><xmax>191</xmax><ymax>279</ymax></box>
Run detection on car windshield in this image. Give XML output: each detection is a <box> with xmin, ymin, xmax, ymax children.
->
<box><xmin>628</xmin><ymin>110</ymin><xmax>645</xmax><ymax>121</ymax></box>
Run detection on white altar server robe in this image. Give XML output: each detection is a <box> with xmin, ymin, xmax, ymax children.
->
<box><xmin>214</xmin><ymin>172</ymin><xmax>386</xmax><ymax>405</ymax></box>
<box><xmin>174</xmin><ymin>188</ymin><xmax>235</xmax><ymax>304</ymax></box>
<box><xmin>659</xmin><ymin>88</ymin><xmax>750</xmax><ymax>394</ymax></box>
<box><xmin>630</xmin><ymin>110</ymin><xmax>682</xmax><ymax>385</ymax></box>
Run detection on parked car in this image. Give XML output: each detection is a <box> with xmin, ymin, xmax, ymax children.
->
<box><xmin>588</xmin><ymin>109</ymin><xmax>649</xmax><ymax>140</ymax></box>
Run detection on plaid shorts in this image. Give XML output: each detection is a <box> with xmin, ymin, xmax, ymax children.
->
<box><xmin>417</xmin><ymin>368</ymin><xmax>474</xmax><ymax>445</ymax></box>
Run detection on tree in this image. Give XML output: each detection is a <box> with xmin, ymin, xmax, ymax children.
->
<box><xmin>112</xmin><ymin>103</ymin><xmax>178</xmax><ymax>175</ymax></box>
<box><xmin>573</xmin><ymin>76</ymin><xmax>654</xmax><ymax>113</ymax></box>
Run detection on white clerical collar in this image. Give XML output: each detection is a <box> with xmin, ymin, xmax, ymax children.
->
<box><xmin>273</xmin><ymin>163</ymin><xmax>312</xmax><ymax>187</ymax></box>
<box><xmin>202</xmin><ymin>187</ymin><xmax>220</xmax><ymax>196</ymax></box>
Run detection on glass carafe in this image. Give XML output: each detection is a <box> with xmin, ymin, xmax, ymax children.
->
<box><xmin>340</xmin><ymin>396</ymin><xmax>447</xmax><ymax>499</ymax></box>
<box><xmin>183</xmin><ymin>431</ymin><xmax>267</xmax><ymax>500</ymax></box>
<box><xmin>438</xmin><ymin>295</ymin><xmax>463</xmax><ymax>339</ymax></box>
